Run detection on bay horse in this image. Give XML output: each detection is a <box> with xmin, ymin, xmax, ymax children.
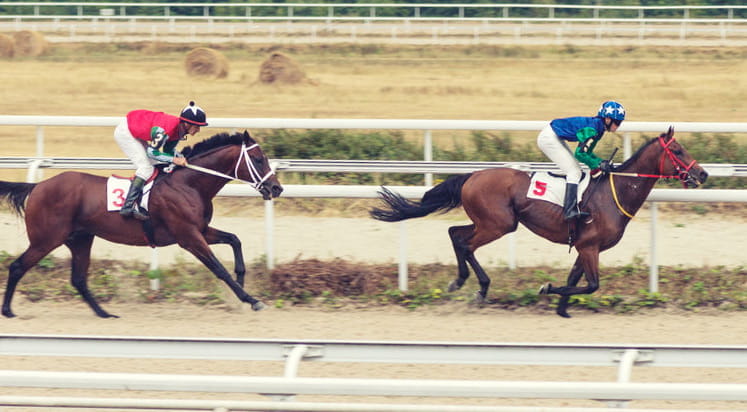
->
<box><xmin>0</xmin><ymin>130</ymin><xmax>283</xmax><ymax>318</ymax></box>
<box><xmin>371</xmin><ymin>127</ymin><xmax>708</xmax><ymax>317</ymax></box>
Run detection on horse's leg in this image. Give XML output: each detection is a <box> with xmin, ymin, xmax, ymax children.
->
<box><xmin>447</xmin><ymin>224</ymin><xmax>474</xmax><ymax>293</ymax></box>
<box><xmin>462</xmin><ymin>225</ymin><xmax>510</xmax><ymax>304</ymax></box>
<box><xmin>2</xmin><ymin>244</ymin><xmax>60</xmax><ymax>318</ymax></box>
<box><xmin>203</xmin><ymin>227</ymin><xmax>246</xmax><ymax>288</ymax></box>
<box><xmin>539</xmin><ymin>248</ymin><xmax>600</xmax><ymax>317</ymax></box>
<box><xmin>177</xmin><ymin>230</ymin><xmax>264</xmax><ymax>311</ymax></box>
<box><xmin>545</xmin><ymin>256</ymin><xmax>585</xmax><ymax>318</ymax></box>
<box><xmin>65</xmin><ymin>232</ymin><xmax>117</xmax><ymax>318</ymax></box>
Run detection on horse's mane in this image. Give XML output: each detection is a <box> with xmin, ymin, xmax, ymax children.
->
<box><xmin>615</xmin><ymin>135</ymin><xmax>660</xmax><ymax>170</ymax></box>
<box><xmin>181</xmin><ymin>132</ymin><xmax>246</xmax><ymax>159</ymax></box>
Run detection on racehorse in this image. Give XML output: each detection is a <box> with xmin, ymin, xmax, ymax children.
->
<box><xmin>0</xmin><ymin>130</ymin><xmax>283</xmax><ymax>318</ymax></box>
<box><xmin>371</xmin><ymin>127</ymin><xmax>708</xmax><ymax>317</ymax></box>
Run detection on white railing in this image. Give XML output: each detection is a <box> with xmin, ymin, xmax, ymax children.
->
<box><xmin>0</xmin><ymin>334</ymin><xmax>745</xmax><ymax>411</ymax></box>
<box><xmin>1</xmin><ymin>3</ymin><xmax>746</xmax><ymax>46</ymax></box>
<box><xmin>1</xmin><ymin>115</ymin><xmax>746</xmax><ymax>290</ymax></box>
<box><xmin>2</xmin><ymin>3</ymin><xmax>746</xmax><ymax>22</ymax></box>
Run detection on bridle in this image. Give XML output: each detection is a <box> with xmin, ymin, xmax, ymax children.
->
<box><xmin>610</xmin><ymin>135</ymin><xmax>697</xmax><ymax>186</ymax></box>
<box><xmin>608</xmin><ymin>135</ymin><xmax>699</xmax><ymax>219</ymax></box>
<box><xmin>185</xmin><ymin>142</ymin><xmax>275</xmax><ymax>190</ymax></box>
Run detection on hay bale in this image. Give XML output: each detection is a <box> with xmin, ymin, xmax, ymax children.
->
<box><xmin>12</xmin><ymin>30</ymin><xmax>48</xmax><ymax>57</ymax></box>
<box><xmin>184</xmin><ymin>47</ymin><xmax>229</xmax><ymax>79</ymax></box>
<box><xmin>0</xmin><ymin>34</ymin><xmax>13</xmax><ymax>58</ymax></box>
<box><xmin>258</xmin><ymin>52</ymin><xmax>310</xmax><ymax>85</ymax></box>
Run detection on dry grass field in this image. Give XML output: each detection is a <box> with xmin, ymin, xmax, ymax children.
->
<box><xmin>0</xmin><ymin>43</ymin><xmax>745</xmax><ymax>160</ymax></box>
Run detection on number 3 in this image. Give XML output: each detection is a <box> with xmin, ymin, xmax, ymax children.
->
<box><xmin>533</xmin><ymin>181</ymin><xmax>547</xmax><ymax>196</ymax></box>
<box><xmin>112</xmin><ymin>188</ymin><xmax>125</xmax><ymax>207</ymax></box>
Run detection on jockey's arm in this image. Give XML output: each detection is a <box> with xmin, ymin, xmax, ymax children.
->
<box><xmin>146</xmin><ymin>127</ymin><xmax>186</xmax><ymax>165</ymax></box>
<box><xmin>574</xmin><ymin>127</ymin><xmax>603</xmax><ymax>169</ymax></box>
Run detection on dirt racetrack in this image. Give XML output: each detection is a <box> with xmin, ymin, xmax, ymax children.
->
<box><xmin>1</xmin><ymin>301</ymin><xmax>746</xmax><ymax>411</ymax></box>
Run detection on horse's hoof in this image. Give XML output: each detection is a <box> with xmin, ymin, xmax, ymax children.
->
<box><xmin>473</xmin><ymin>291</ymin><xmax>486</xmax><ymax>305</ymax></box>
<box><xmin>556</xmin><ymin>310</ymin><xmax>572</xmax><ymax>319</ymax></box>
<box><xmin>251</xmin><ymin>301</ymin><xmax>266</xmax><ymax>311</ymax></box>
<box><xmin>538</xmin><ymin>283</ymin><xmax>552</xmax><ymax>295</ymax></box>
<box><xmin>2</xmin><ymin>309</ymin><xmax>16</xmax><ymax>318</ymax></box>
<box><xmin>447</xmin><ymin>280</ymin><xmax>460</xmax><ymax>292</ymax></box>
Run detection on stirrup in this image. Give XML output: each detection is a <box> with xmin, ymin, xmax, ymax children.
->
<box><xmin>131</xmin><ymin>206</ymin><xmax>150</xmax><ymax>221</ymax></box>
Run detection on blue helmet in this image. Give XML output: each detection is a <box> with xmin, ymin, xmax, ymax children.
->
<box><xmin>597</xmin><ymin>101</ymin><xmax>625</xmax><ymax>121</ymax></box>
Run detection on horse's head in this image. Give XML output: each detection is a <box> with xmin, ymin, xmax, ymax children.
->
<box><xmin>236</xmin><ymin>130</ymin><xmax>284</xmax><ymax>200</ymax></box>
<box><xmin>657</xmin><ymin>126</ymin><xmax>708</xmax><ymax>188</ymax></box>
<box><xmin>182</xmin><ymin>130</ymin><xmax>283</xmax><ymax>200</ymax></box>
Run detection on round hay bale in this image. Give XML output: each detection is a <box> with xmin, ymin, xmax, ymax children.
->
<box><xmin>0</xmin><ymin>34</ymin><xmax>14</xmax><ymax>58</ymax></box>
<box><xmin>184</xmin><ymin>47</ymin><xmax>229</xmax><ymax>79</ymax></box>
<box><xmin>258</xmin><ymin>52</ymin><xmax>309</xmax><ymax>85</ymax></box>
<box><xmin>12</xmin><ymin>30</ymin><xmax>48</xmax><ymax>57</ymax></box>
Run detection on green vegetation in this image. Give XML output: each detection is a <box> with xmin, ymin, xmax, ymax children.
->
<box><xmin>260</xmin><ymin>128</ymin><xmax>747</xmax><ymax>189</ymax></box>
<box><xmin>2</xmin><ymin>254</ymin><xmax>744</xmax><ymax>315</ymax></box>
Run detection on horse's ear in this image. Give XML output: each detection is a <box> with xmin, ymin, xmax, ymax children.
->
<box><xmin>667</xmin><ymin>126</ymin><xmax>675</xmax><ymax>138</ymax></box>
<box><xmin>242</xmin><ymin>130</ymin><xmax>256</xmax><ymax>144</ymax></box>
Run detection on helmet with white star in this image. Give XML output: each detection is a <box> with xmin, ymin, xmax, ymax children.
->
<box><xmin>597</xmin><ymin>101</ymin><xmax>625</xmax><ymax>121</ymax></box>
<box><xmin>179</xmin><ymin>101</ymin><xmax>208</xmax><ymax>126</ymax></box>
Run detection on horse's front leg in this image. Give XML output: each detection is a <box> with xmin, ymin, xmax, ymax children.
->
<box><xmin>539</xmin><ymin>249</ymin><xmax>600</xmax><ymax>318</ymax></box>
<box><xmin>539</xmin><ymin>256</ymin><xmax>585</xmax><ymax>318</ymax></box>
<box><xmin>203</xmin><ymin>227</ymin><xmax>247</xmax><ymax>288</ymax></box>
<box><xmin>177</xmin><ymin>230</ymin><xmax>264</xmax><ymax>311</ymax></box>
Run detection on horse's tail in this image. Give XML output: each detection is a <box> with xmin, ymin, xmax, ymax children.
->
<box><xmin>0</xmin><ymin>181</ymin><xmax>36</xmax><ymax>217</ymax></box>
<box><xmin>370</xmin><ymin>174</ymin><xmax>472</xmax><ymax>222</ymax></box>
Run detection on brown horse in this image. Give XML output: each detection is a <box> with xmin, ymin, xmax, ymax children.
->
<box><xmin>0</xmin><ymin>130</ymin><xmax>283</xmax><ymax>318</ymax></box>
<box><xmin>371</xmin><ymin>127</ymin><xmax>708</xmax><ymax>317</ymax></box>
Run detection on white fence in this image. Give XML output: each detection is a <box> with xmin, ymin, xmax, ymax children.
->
<box><xmin>2</xmin><ymin>3</ymin><xmax>747</xmax><ymax>46</ymax></box>
<box><xmin>1</xmin><ymin>116</ymin><xmax>746</xmax><ymax>291</ymax></box>
<box><xmin>0</xmin><ymin>334</ymin><xmax>745</xmax><ymax>411</ymax></box>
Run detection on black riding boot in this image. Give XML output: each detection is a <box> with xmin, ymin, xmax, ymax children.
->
<box><xmin>119</xmin><ymin>177</ymin><xmax>149</xmax><ymax>221</ymax></box>
<box><xmin>563</xmin><ymin>183</ymin><xmax>589</xmax><ymax>221</ymax></box>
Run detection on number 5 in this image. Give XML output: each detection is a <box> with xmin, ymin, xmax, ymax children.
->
<box><xmin>533</xmin><ymin>181</ymin><xmax>547</xmax><ymax>196</ymax></box>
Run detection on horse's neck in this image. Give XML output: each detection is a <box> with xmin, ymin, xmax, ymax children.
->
<box><xmin>184</xmin><ymin>148</ymin><xmax>238</xmax><ymax>197</ymax></box>
<box><xmin>609</xmin><ymin>145</ymin><xmax>662</xmax><ymax>216</ymax></box>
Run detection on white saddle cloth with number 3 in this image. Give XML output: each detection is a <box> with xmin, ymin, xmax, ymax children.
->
<box><xmin>106</xmin><ymin>176</ymin><xmax>155</xmax><ymax>212</ymax></box>
<box><xmin>526</xmin><ymin>172</ymin><xmax>592</xmax><ymax>207</ymax></box>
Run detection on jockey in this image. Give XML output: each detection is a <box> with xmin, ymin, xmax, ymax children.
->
<box><xmin>536</xmin><ymin>100</ymin><xmax>625</xmax><ymax>221</ymax></box>
<box><xmin>113</xmin><ymin>101</ymin><xmax>208</xmax><ymax>220</ymax></box>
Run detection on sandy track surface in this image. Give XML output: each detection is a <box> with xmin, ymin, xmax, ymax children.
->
<box><xmin>1</xmin><ymin>302</ymin><xmax>746</xmax><ymax>411</ymax></box>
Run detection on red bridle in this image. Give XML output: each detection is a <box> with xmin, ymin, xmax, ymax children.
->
<box><xmin>612</xmin><ymin>135</ymin><xmax>696</xmax><ymax>187</ymax></box>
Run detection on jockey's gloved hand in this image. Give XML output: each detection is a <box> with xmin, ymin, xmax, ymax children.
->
<box><xmin>591</xmin><ymin>168</ymin><xmax>603</xmax><ymax>178</ymax></box>
<box><xmin>599</xmin><ymin>159</ymin><xmax>613</xmax><ymax>173</ymax></box>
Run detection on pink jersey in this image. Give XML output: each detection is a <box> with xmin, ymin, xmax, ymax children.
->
<box><xmin>126</xmin><ymin>110</ymin><xmax>181</xmax><ymax>142</ymax></box>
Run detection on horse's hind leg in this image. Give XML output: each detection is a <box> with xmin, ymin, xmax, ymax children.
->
<box><xmin>204</xmin><ymin>227</ymin><xmax>246</xmax><ymax>288</ymax></box>
<box><xmin>447</xmin><ymin>224</ymin><xmax>475</xmax><ymax>293</ymax></box>
<box><xmin>65</xmin><ymin>232</ymin><xmax>117</xmax><ymax>318</ymax></box>
<box><xmin>2</xmin><ymin>245</ymin><xmax>60</xmax><ymax>318</ymax></box>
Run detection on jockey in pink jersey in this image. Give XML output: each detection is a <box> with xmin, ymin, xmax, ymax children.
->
<box><xmin>113</xmin><ymin>101</ymin><xmax>208</xmax><ymax>220</ymax></box>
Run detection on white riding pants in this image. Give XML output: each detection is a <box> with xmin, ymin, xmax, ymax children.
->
<box><xmin>537</xmin><ymin>124</ymin><xmax>582</xmax><ymax>185</ymax></box>
<box><xmin>114</xmin><ymin>119</ymin><xmax>156</xmax><ymax>180</ymax></box>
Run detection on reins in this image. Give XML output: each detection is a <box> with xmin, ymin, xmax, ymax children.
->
<box><xmin>184</xmin><ymin>142</ymin><xmax>275</xmax><ymax>190</ymax></box>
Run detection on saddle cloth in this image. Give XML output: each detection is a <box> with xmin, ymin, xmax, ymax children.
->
<box><xmin>106</xmin><ymin>176</ymin><xmax>154</xmax><ymax>212</ymax></box>
<box><xmin>526</xmin><ymin>172</ymin><xmax>591</xmax><ymax>207</ymax></box>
